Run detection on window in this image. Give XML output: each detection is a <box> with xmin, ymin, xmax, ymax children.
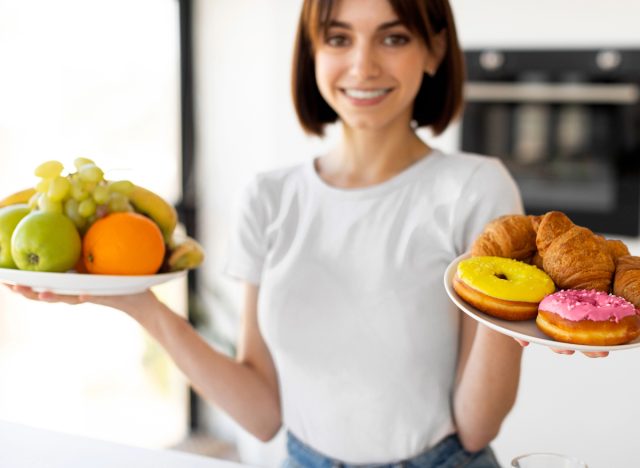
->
<box><xmin>0</xmin><ymin>0</ymin><xmax>187</xmax><ymax>448</ymax></box>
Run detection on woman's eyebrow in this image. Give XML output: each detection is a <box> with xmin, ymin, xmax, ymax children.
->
<box><xmin>377</xmin><ymin>20</ymin><xmax>403</xmax><ymax>30</ymax></box>
<box><xmin>326</xmin><ymin>19</ymin><xmax>403</xmax><ymax>31</ymax></box>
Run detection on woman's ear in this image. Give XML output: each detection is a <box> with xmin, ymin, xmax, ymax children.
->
<box><xmin>424</xmin><ymin>29</ymin><xmax>448</xmax><ymax>76</ymax></box>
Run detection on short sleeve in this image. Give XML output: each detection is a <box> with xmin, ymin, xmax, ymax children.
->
<box><xmin>452</xmin><ymin>158</ymin><xmax>524</xmax><ymax>255</ymax></box>
<box><xmin>223</xmin><ymin>177</ymin><xmax>268</xmax><ymax>285</ymax></box>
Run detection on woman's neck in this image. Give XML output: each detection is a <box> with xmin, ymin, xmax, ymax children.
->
<box><xmin>317</xmin><ymin>123</ymin><xmax>431</xmax><ymax>189</ymax></box>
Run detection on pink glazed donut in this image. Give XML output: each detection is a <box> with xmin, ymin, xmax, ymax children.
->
<box><xmin>536</xmin><ymin>289</ymin><xmax>640</xmax><ymax>346</ymax></box>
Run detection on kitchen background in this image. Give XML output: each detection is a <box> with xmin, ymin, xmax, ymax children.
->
<box><xmin>196</xmin><ymin>1</ymin><xmax>640</xmax><ymax>466</ymax></box>
<box><xmin>1</xmin><ymin>0</ymin><xmax>640</xmax><ymax>467</ymax></box>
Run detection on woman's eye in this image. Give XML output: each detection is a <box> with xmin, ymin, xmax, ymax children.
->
<box><xmin>325</xmin><ymin>34</ymin><xmax>350</xmax><ymax>47</ymax></box>
<box><xmin>383</xmin><ymin>34</ymin><xmax>410</xmax><ymax>46</ymax></box>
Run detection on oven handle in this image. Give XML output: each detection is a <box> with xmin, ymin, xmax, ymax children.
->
<box><xmin>465</xmin><ymin>82</ymin><xmax>640</xmax><ymax>104</ymax></box>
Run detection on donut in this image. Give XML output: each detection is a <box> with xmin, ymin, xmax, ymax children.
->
<box><xmin>537</xmin><ymin>290</ymin><xmax>640</xmax><ymax>346</ymax></box>
<box><xmin>453</xmin><ymin>256</ymin><xmax>555</xmax><ymax>321</ymax></box>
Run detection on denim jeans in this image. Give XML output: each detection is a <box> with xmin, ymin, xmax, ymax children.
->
<box><xmin>282</xmin><ymin>432</ymin><xmax>501</xmax><ymax>468</ymax></box>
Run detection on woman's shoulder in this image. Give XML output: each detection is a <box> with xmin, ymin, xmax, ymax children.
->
<box><xmin>236</xmin><ymin>160</ymin><xmax>311</xmax><ymax>216</ymax></box>
<box><xmin>244</xmin><ymin>160</ymin><xmax>309</xmax><ymax>194</ymax></box>
<box><xmin>432</xmin><ymin>150</ymin><xmax>513</xmax><ymax>186</ymax></box>
<box><xmin>430</xmin><ymin>150</ymin><xmax>519</xmax><ymax>200</ymax></box>
<box><xmin>434</xmin><ymin>150</ymin><xmax>506</xmax><ymax>175</ymax></box>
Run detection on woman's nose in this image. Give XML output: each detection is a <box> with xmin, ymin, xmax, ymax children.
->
<box><xmin>350</xmin><ymin>44</ymin><xmax>380</xmax><ymax>79</ymax></box>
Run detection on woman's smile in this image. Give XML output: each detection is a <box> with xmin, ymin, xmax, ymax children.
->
<box><xmin>340</xmin><ymin>87</ymin><xmax>394</xmax><ymax>106</ymax></box>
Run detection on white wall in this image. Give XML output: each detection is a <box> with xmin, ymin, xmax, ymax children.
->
<box><xmin>195</xmin><ymin>1</ymin><xmax>640</xmax><ymax>467</ymax></box>
<box><xmin>451</xmin><ymin>0</ymin><xmax>640</xmax><ymax>48</ymax></box>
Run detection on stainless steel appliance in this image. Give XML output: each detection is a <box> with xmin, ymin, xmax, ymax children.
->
<box><xmin>461</xmin><ymin>49</ymin><xmax>640</xmax><ymax>235</ymax></box>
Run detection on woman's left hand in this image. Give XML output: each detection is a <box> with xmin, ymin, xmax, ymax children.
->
<box><xmin>514</xmin><ymin>338</ymin><xmax>609</xmax><ymax>358</ymax></box>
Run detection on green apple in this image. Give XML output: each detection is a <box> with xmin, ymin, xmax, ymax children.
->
<box><xmin>11</xmin><ymin>211</ymin><xmax>81</xmax><ymax>272</ymax></box>
<box><xmin>0</xmin><ymin>204</ymin><xmax>31</xmax><ymax>268</ymax></box>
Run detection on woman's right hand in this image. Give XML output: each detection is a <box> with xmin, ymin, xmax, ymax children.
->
<box><xmin>4</xmin><ymin>284</ymin><xmax>160</xmax><ymax>324</ymax></box>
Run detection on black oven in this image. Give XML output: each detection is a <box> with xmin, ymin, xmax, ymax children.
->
<box><xmin>461</xmin><ymin>49</ymin><xmax>640</xmax><ymax>236</ymax></box>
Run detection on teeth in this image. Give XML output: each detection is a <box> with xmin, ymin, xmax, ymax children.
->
<box><xmin>344</xmin><ymin>88</ymin><xmax>389</xmax><ymax>99</ymax></box>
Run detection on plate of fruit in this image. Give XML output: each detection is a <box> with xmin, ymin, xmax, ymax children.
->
<box><xmin>0</xmin><ymin>158</ymin><xmax>204</xmax><ymax>295</ymax></box>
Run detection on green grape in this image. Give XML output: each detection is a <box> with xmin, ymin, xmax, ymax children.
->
<box><xmin>70</xmin><ymin>181</ymin><xmax>89</xmax><ymax>201</ymax></box>
<box><xmin>82</xmin><ymin>181</ymin><xmax>97</xmax><ymax>193</ymax></box>
<box><xmin>35</xmin><ymin>178</ymin><xmax>51</xmax><ymax>193</ymax></box>
<box><xmin>107</xmin><ymin>192</ymin><xmax>134</xmax><ymax>213</ymax></box>
<box><xmin>64</xmin><ymin>198</ymin><xmax>80</xmax><ymax>218</ymax></box>
<box><xmin>92</xmin><ymin>184</ymin><xmax>110</xmax><ymax>204</ymax></box>
<box><xmin>28</xmin><ymin>192</ymin><xmax>41</xmax><ymax>210</ymax></box>
<box><xmin>108</xmin><ymin>180</ymin><xmax>134</xmax><ymax>195</ymax></box>
<box><xmin>48</xmin><ymin>176</ymin><xmax>71</xmax><ymax>202</ymax></box>
<box><xmin>73</xmin><ymin>157</ymin><xmax>95</xmax><ymax>170</ymax></box>
<box><xmin>34</xmin><ymin>160</ymin><xmax>64</xmax><ymax>179</ymax></box>
<box><xmin>64</xmin><ymin>198</ymin><xmax>87</xmax><ymax>230</ymax></box>
<box><xmin>78</xmin><ymin>164</ymin><xmax>104</xmax><ymax>183</ymax></box>
<box><xmin>78</xmin><ymin>198</ymin><xmax>96</xmax><ymax>218</ymax></box>
<box><xmin>37</xmin><ymin>194</ymin><xmax>63</xmax><ymax>214</ymax></box>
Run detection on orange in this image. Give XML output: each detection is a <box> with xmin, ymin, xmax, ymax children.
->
<box><xmin>82</xmin><ymin>212</ymin><xmax>166</xmax><ymax>275</ymax></box>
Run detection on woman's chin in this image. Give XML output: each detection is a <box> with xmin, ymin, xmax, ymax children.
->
<box><xmin>341</xmin><ymin>117</ymin><xmax>395</xmax><ymax>133</ymax></box>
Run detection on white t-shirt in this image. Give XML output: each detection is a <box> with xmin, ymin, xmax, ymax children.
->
<box><xmin>224</xmin><ymin>150</ymin><xmax>523</xmax><ymax>464</ymax></box>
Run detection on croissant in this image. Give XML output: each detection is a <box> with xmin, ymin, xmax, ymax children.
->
<box><xmin>606</xmin><ymin>239</ymin><xmax>630</xmax><ymax>265</ymax></box>
<box><xmin>529</xmin><ymin>214</ymin><xmax>543</xmax><ymax>234</ymax></box>
<box><xmin>613</xmin><ymin>256</ymin><xmax>640</xmax><ymax>308</ymax></box>
<box><xmin>531</xmin><ymin>251</ymin><xmax>544</xmax><ymax>270</ymax></box>
<box><xmin>535</xmin><ymin>211</ymin><xmax>575</xmax><ymax>258</ymax></box>
<box><xmin>536</xmin><ymin>211</ymin><xmax>615</xmax><ymax>291</ymax></box>
<box><xmin>471</xmin><ymin>214</ymin><xmax>537</xmax><ymax>261</ymax></box>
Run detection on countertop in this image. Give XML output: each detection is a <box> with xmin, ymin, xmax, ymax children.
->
<box><xmin>0</xmin><ymin>420</ymin><xmax>253</xmax><ymax>468</ymax></box>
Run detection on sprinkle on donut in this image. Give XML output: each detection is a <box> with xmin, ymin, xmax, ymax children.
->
<box><xmin>537</xmin><ymin>290</ymin><xmax>640</xmax><ymax>345</ymax></box>
<box><xmin>456</xmin><ymin>256</ymin><xmax>555</xmax><ymax>303</ymax></box>
<box><xmin>539</xmin><ymin>289</ymin><xmax>637</xmax><ymax>322</ymax></box>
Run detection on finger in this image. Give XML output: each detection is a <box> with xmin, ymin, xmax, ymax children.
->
<box><xmin>551</xmin><ymin>348</ymin><xmax>575</xmax><ymax>355</ymax></box>
<box><xmin>11</xmin><ymin>284</ymin><xmax>32</xmax><ymax>294</ymax></box>
<box><xmin>514</xmin><ymin>338</ymin><xmax>529</xmax><ymax>347</ymax></box>
<box><xmin>10</xmin><ymin>284</ymin><xmax>41</xmax><ymax>301</ymax></box>
<box><xmin>583</xmin><ymin>351</ymin><xmax>609</xmax><ymax>358</ymax></box>
<box><xmin>37</xmin><ymin>291</ymin><xmax>86</xmax><ymax>305</ymax></box>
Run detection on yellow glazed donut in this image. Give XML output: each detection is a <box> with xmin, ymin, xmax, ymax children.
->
<box><xmin>453</xmin><ymin>256</ymin><xmax>555</xmax><ymax>320</ymax></box>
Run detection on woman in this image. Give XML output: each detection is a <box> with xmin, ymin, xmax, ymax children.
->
<box><xmin>8</xmin><ymin>0</ymin><xmax>566</xmax><ymax>466</ymax></box>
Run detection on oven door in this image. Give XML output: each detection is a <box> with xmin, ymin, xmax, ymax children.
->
<box><xmin>461</xmin><ymin>50</ymin><xmax>640</xmax><ymax>236</ymax></box>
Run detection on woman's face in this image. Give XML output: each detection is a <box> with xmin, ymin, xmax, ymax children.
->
<box><xmin>314</xmin><ymin>0</ymin><xmax>439</xmax><ymax>133</ymax></box>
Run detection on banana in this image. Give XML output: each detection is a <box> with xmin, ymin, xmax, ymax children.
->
<box><xmin>0</xmin><ymin>188</ymin><xmax>36</xmax><ymax>208</ymax></box>
<box><xmin>127</xmin><ymin>185</ymin><xmax>178</xmax><ymax>243</ymax></box>
<box><xmin>167</xmin><ymin>236</ymin><xmax>205</xmax><ymax>271</ymax></box>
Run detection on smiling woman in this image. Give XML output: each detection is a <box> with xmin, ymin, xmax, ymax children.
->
<box><xmin>292</xmin><ymin>0</ymin><xmax>464</xmax><ymax>137</ymax></box>
<box><xmin>0</xmin><ymin>0</ymin><xmax>188</xmax><ymax>450</ymax></box>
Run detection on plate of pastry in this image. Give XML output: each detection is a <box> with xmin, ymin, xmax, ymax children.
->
<box><xmin>0</xmin><ymin>268</ymin><xmax>186</xmax><ymax>296</ymax></box>
<box><xmin>444</xmin><ymin>253</ymin><xmax>640</xmax><ymax>352</ymax></box>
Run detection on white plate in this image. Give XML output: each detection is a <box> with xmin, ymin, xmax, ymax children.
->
<box><xmin>444</xmin><ymin>253</ymin><xmax>640</xmax><ymax>352</ymax></box>
<box><xmin>0</xmin><ymin>267</ymin><xmax>187</xmax><ymax>296</ymax></box>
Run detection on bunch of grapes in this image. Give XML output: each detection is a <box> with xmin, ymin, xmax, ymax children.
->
<box><xmin>30</xmin><ymin>158</ymin><xmax>135</xmax><ymax>232</ymax></box>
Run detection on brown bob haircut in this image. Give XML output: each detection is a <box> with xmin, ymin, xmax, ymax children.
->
<box><xmin>291</xmin><ymin>0</ymin><xmax>465</xmax><ymax>137</ymax></box>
